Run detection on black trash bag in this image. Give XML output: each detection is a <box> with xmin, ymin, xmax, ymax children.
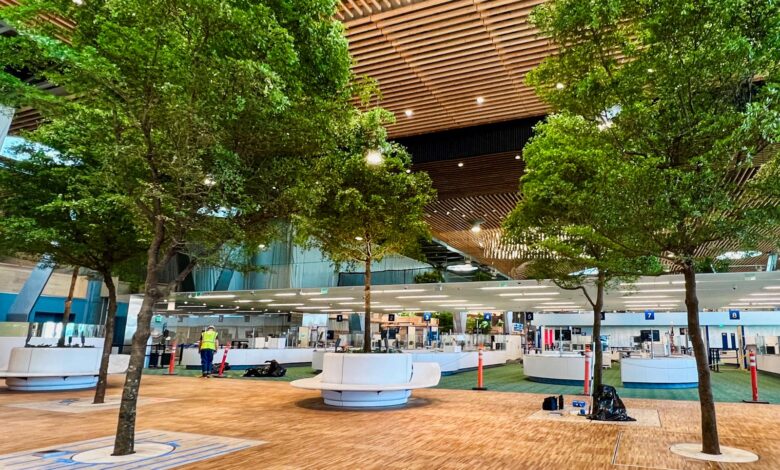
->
<box><xmin>243</xmin><ymin>360</ymin><xmax>286</xmax><ymax>378</ymax></box>
<box><xmin>589</xmin><ymin>385</ymin><xmax>636</xmax><ymax>421</ymax></box>
<box><xmin>263</xmin><ymin>359</ymin><xmax>287</xmax><ymax>377</ymax></box>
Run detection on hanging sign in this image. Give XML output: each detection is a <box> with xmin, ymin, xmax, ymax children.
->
<box><xmin>644</xmin><ymin>310</ymin><xmax>655</xmax><ymax>320</ymax></box>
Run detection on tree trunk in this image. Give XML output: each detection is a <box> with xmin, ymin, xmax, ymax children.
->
<box><xmin>592</xmin><ymin>271</ymin><xmax>605</xmax><ymax>394</ymax></box>
<box><xmin>58</xmin><ymin>266</ymin><xmax>80</xmax><ymax>347</ymax></box>
<box><xmin>363</xmin><ymin>256</ymin><xmax>372</xmax><ymax>353</ymax></box>
<box><xmin>94</xmin><ymin>270</ymin><xmax>117</xmax><ymax>404</ymax></box>
<box><xmin>112</xmin><ymin>225</ymin><xmax>165</xmax><ymax>456</ymax></box>
<box><xmin>683</xmin><ymin>262</ymin><xmax>720</xmax><ymax>455</ymax></box>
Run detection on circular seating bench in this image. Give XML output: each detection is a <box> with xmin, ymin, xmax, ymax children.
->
<box><xmin>0</xmin><ymin>347</ymin><xmax>128</xmax><ymax>391</ymax></box>
<box><xmin>291</xmin><ymin>353</ymin><xmax>441</xmax><ymax>407</ymax></box>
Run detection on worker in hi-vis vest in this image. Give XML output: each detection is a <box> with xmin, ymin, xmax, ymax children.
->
<box><xmin>198</xmin><ymin>325</ymin><xmax>219</xmax><ymax>377</ymax></box>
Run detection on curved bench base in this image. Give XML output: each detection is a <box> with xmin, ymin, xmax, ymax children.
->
<box><xmin>321</xmin><ymin>389</ymin><xmax>412</xmax><ymax>407</ymax></box>
<box><xmin>6</xmin><ymin>375</ymin><xmax>98</xmax><ymax>391</ymax></box>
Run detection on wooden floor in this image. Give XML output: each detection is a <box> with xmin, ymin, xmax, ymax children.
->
<box><xmin>1</xmin><ymin>375</ymin><xmax>779</xmax><ymax>469</ymax></box>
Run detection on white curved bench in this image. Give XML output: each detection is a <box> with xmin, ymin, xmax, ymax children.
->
<box><xmin>291</xmin><ymin>353</ymin><xmax>441</xmax><ymax>407</ymax></box>
<box><xmin>0</xmin><ymin>347</ymin><xmax>129</xmax><ymax>391</ymax></box>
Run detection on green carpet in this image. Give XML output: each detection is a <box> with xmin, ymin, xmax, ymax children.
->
<box><xmin>144</xmin><ymin>365</ymin><xmax>317</xmax><ymax>382</ymax></box>
<box><xmin>436</xmin><ymin>363</ymin><xmax>780</xmax><ymax>403</ymax></box>
<box><xmin>144</xmin><ymin>362</ymin><xmax>780</xmax><ymax>403</ymax></box>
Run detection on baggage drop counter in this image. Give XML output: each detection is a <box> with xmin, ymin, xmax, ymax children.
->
<box><xmin>181</xmin><ymin>347</ymin><xmax>315</xmax><ymax>369</ymax></box>
<box><xmin>620</xmin><ymin>356</ymin><xmax>698</xmax><ymax>388</ymax></box>
<box><xmin>523</xmin><ymin>352</ymin><xmax>593</xmax><ymax>386</ymax></box>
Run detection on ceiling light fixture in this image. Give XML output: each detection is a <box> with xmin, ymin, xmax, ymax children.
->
<box><xmin>447</xmin><ymin>263</ymin><xmax>478</xmax><ymax>273</ymax></box>
<box><xmin>355</xmin><ymin>236</ymin><xmax>363</xmax><ymax>241</ymax></box>
<box><xmin>309</xmin><ymin>297</ymin><xmax>355</xmax><ymax>302</ymax></box>
<box><xmin>555</xmin><ymin>82</ymin><xmax>565</xmax><ymax>90</ymax></box>
<box><xmin>404</xmin><ymin>109</ymin><xmax>413</xmax><ymax>117</ymax></box>
<box><xmin>457</xmin><ymin>162</ymin><xmax>464</xmax><ymax>168</ymax></box>
<box><xmin>193</xmin><ymin>294</ymin><xmax>236</xmax><ymax>299</ymax></box>
<box><xmin>476</xmin><ymin>96</ymin><xmax>485</xmax><ymax>104</ymax></box>
<box><xmin>396</xmin><ymin>295</ymin><xmax>449</xmax><ymax>299</ymax></box>
<box><xmin>366</xmin><ymin>149</ymin><xmax>383</xmax><ymax>165</ymax></box>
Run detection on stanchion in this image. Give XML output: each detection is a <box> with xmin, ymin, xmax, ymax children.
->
<box><xmin>583</xmin><ymin>345</ymin><xmax>591</xmax><ymax>396</ymax></box>
<box><xmin>472</xmin><ymin>344</ymin><xmax>487</xmax><ymax>391</ymax></box>
<box><xmin>743</xmin><ymin>350</ymin><xmax>768</xmax><ymax>404</ymax></box>
<box><xmin>164</xmin><ymin>340</ymin><xmax>177</xmax><ymax>375</ymax></box>
<box><xmin>213</xmin><ymin>344</ymin><xmax>231</xmax><ymax>379</ymax></box>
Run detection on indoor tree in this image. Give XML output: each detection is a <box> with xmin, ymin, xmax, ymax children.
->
<box><xmin>0</xmin><ymin>125</ymin><xmax>146</xmax><ymax>404</ymax></box>
<box><xmin>526</xmin><ymin>0</ymin><xmax>780</xmax><ymax>455</ymax></box>
<box><xmin>295</xmin><ymin>109</ymin><xmax>436</xmax><ymax>352</ymax></box>
<box><xmin>503</xmin><ymin>114</ymin><xmax>662</xmax><ymax>393</ymax></box>
<box><xmin>1</xmin><ymin>0</ymin><xmax>354</xmax><ymax>455</ymax></box>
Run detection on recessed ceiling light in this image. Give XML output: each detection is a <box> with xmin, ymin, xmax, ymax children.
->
<box><xmin>476</xmin><ymin>96</ymin><xmax>485</xmax><ymax>104</ymax></box>
<box><xmin>555</xmin><ymin>83</ymin><xmax>565</xmax><ymax>90</ymax></box>
<box><xmin>647</xmin><ymin>68</ymin><xmax>655</xmax><ymax>73</ymax></box>
<box><xmin>396</xmin><ymin>295</ymin><xmax>449</xmax><ymax>299</ymax></box>
<box><xmin>515</xmin><ymin>155</ymin><xmax>521</xmax><ymax>160</ymax></box>
<box><xmin>355</xmin><ymin>236</ymin><xmax>363</xmax><ymax>241</ymax></box>
<box><xmin>309</xmin><ymin>297</ymin><xmax>355</xmax><ymax>302</ymax></box>
<box><xmin>275</xmin><ymin>293</ymin><xmax>297</xmax><ymax>297</ymax></box>
<box><xmin>406</xmin><ymin>169</ymin><xmax>411</xmax><ymax>173</ymax></box>
<box><xmin>267</xmin><ymin>303</ymin><xmax>304</xmax><ymax>307</ymax></box>
<box><xmin>619</xmin><ymin>289</ymin><xmax>685</xmax><ymax>293</ymax></box>
<box><xmin>457</xmin><ymin>162</ymin><xmax>464</xmax><ymax>167</ymax></box>
<box><xmin>373</xmin><ymin>288</ymin><xmax>426</xmax><ymax>294</ymax></box>
<box><xmin>404</xmin><ymin>109</ymin><xmax>413</xmax><ymax>117</ymax></box>
<box><xmin>194</xmin><ymin>294</ymin><xmax>236</xmax><ymax>299</ymax></box>
<box><xmin>480</xmin><ymin>285</ymin><xmax>550</xmax><ymax>290</ymax></box>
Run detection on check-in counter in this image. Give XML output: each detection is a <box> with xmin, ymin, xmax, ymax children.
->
<box><xmin>523</xmin><ymin>353</ymin><xmax>592</xmax><ymax>385</ymax></box>
<box><xmin>181</xmin><ymin>347</ymin><xmax>314</xmax><ymax>369</ymax></box>
<box><xmin>620</xmin><ymin>356</ymin><xmax>698</xmax><ymax>388</ymax></box>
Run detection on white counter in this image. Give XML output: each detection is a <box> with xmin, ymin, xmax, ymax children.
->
<box><xmin>408</xmin><ymin>350</ymin><xmax>507</xmax><ymax>374</ymax></box>
<box><xmin>757</xmin><ymin>354</ymin><xmax>780</xmax><ymax>375</ymax></box>
<box><xmin>312</xmin><ymin>349</ymin><xmax>508</xmax><ymax>374</ymax></box>
<box><xmin>523</xmin><ymin>353</ymin><xmax>592</xmax><ymax>385</ymax></box>
<box><xmin>620</xmin><ymin>356</ymin><xmax>698</xmax><ymax>389</ymax></box>
<box><xmin>181</xmin><ymin>347</ymin><xmax>314</xmax><ymax>369</ymax></box>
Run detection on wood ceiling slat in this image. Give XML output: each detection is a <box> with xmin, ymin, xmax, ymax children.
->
<box><xmin>342</xmin><ymin>0</ymin><xmax>550</xmax><ymax>137</ymax></box>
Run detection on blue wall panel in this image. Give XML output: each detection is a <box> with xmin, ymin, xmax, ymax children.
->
<box><xmin>0</xmin><ymin>292</ymin><xmax>128</xmax><ymax>325</ymax></box>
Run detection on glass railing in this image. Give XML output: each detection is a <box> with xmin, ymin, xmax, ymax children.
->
<box><xmin>0</xmin><ymin>321</ymin><xmax>105</xmax><ymax>345</ymax></box>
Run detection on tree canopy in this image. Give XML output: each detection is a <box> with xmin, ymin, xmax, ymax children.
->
<box><xmin>525</xmin><ymin>0</ymin><xmax>780</xmax><ymax>455</ymax></box>
<box><xmin>295</xmin><ymin>109</ymin><xmax>436</xmax><ymax>351</ymax></box>
<box><xmin>1</xmin><ymin>0</ymin><xmax>357</xmax><ymax>454</ymax></box>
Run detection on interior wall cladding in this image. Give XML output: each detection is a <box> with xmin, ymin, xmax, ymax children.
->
<box><xmin>396</xmin><ymin>115</ymin><xmax>544</xmax><ymax>164</ymax></box>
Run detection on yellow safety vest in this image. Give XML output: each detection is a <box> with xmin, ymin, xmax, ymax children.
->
<box><xmin>200</xmin><ymin>330</ymin><xmax>218</xmax><ymax>350</ymax></box>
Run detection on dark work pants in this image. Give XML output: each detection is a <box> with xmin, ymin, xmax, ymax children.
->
<box><xmin>200</xmin><ymin>348</ymin><xmax>215</xmax><ymax>375</ymax></box>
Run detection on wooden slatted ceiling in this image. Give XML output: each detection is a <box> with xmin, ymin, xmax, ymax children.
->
<box><xmin>343</xmin><ymin>0</ymin><xmax>551</xmax><ymax>137</ymax></box>
<box><xmin>414</xmin><ymin>151</ymin><xmax>523</xmax><ymax>199</ymax></box>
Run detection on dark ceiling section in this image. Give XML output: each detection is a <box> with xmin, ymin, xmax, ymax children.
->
<box><xmin>397</xmin><ymin>115</ymin><xmax>545</xmax><ymax>277</ymax></box>
<box><xmin>396</xmin><ymin>115</ymin><xmax>543</xmax><ymax>164</ymax></box>
<box><xmin>415</xmin><ymin>151</ymin><xmax>524</xmax><ymax>199</ymax></box>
